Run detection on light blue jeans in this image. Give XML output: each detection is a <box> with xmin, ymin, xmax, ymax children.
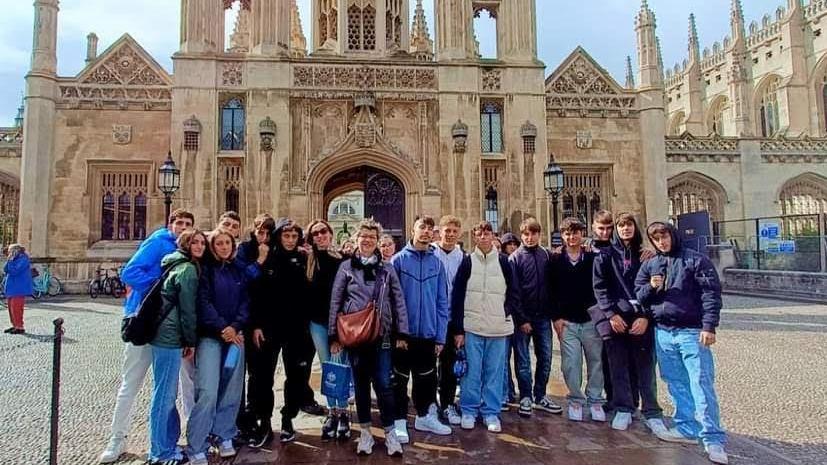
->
<box><xmin>309</xmin><ymin>321</ymin><xmax>348</xmax><ymax>409</ymax></box>
<box><xmin>460</xmin><ymin>333</ymin><xmax>507</xmax><ymax>418</ymax></box>
<box><xmin>560</xmin><ymin>321</ymin><xmax>605</xmax><ymax>406</ymax></box>
<box><xmin>149</xmin><ymin>346</ymin><xmax>183</xmax><ymax>462</ymax></box>
<box><xmin>655</xmin><ymin>327</ymin><xmax>726</xmax><ymax>447</ymax></box>
<box><xmin>186</xmin><ymin>338</ymin><xmax>245</xmax><ymax>456</ymax></box>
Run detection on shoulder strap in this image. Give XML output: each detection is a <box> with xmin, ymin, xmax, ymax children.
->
<box><xmin>370</xmin><ymin>267</ymin><xmax>387</xmax><ymax>303</ymax></box>
<box><xmin>609</xmin><ymin>254</ymin><xmax>636</xmax><ymax>301</ymax></box>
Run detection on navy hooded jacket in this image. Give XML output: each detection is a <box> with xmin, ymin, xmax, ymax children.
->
<box><xmin>635</xmin><ymin>222</ymin><xmax>723</xmax><ymax>333</ymax></box>
<box><xmin>592</xmin><ymin>217</ymin><xmax>645</xmax><ymax>322</ymax></box>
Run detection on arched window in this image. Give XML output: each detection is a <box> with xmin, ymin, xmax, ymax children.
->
<box><xmin>822</xmin><ymin>80</ymin><xmax>827</xmax><ymax>133</ymax></box>
<box><xmin>221</xmin><ymin>98</ymin><xmax>245</xmax><ymax>150</ymax></box>
<box><xmin>667</xmin><ymin>172</ymin><xmax>727</xmax><ymax>225</ymax></box>
<box><xmin>708</xmin><ymin>97</ymin><xmax>728</xmax><ymax>136</ymax></box>
<box><xmin>101</xmin><ymin>192</ymin><xmax>115</xmax><ymax>240</ymax></box>
<box><xmin>347</xmin><ymin>1</ymin><xmax>376</xmax><ymax>51</ymax></box>
<box><xmin>117</xmin><ymin>192</ymin><xmax>131</xmax><ymax>240</ymax></box>
<box><xmin>485</xmin><ymin>187</ymin><xmax>499</xmax><ymax>232</ymax></box>
<box><xmin>779</xmin><ymin>173</ymin><xmax>827</xmax><ymax>234</ymax></box>
<box><xmin>576</xmin><ymin>193</ymin><xmax>588</xmax><ymax>224</ymax></box>
<box><xmin>334</xmin><ymin>201</ymin><xmax>357</xmax><ymax>216</ymax></box>
<box><xmin>668</xmin><ymin>111</ymin><xmax>685</xmax><ymax>136</ymax></box>
<box><xmin>562</xmin><ymin>193</ymin><xmax>574</xmax><ymax>220</ymax></box>
<box><xmin>759</xmin><ymin>77</ymin><xmax>780</xmax><ymax>137</ymax></box>
<box><xmin>480</xmin><ymin>101</ymin><xmax>503</xmax><ymax>153</ymax></box>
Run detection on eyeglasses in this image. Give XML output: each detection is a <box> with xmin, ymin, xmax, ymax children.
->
<box><xmin>311</xmin><ymin>229</ymin><xmax>330</xmax><ymax>237</ymax></box>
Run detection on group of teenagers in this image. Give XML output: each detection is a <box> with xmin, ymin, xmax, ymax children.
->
<box><xmin>98</xmin><ymin>207</ymin><xmax>730</xmax><ymax>465</ymax></box>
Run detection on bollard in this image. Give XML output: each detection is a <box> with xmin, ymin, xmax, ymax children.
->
<box><xmin>49</xmin><ymin>318</ymin><xmax>64</xmax><ymax>465</ymax></box>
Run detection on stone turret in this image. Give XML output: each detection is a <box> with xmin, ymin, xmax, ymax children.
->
<box><xmin>436</xmin><ymin>0</ymin><xmax>475</xmax><ymax>60</ymax></box>
<box><xmin>727</xmin><ymin>0</ymin><xmax>753</xmax><ymax>136</ymax></box>
<box><xmin>86</xmin><ymin>32</ymin><xmax>99</xmax><ymax>63</ymax></box>
<box><xmin>625</xmin><ymin>56</ymin><xmax>635</xmax><ymax>89</ymax></box>
<box><xmin>780</xmin><ymin>0</ymin><xmax>809</xmax><ymax>134</ymax></box>
<box><xmin>229</xmin><ymin>8</ymin><xmax>251</xmax><ymax>53</ymax></box>
<box><xmin>290</xmin><ymin>0</ymin><xmax>307</xmax><ymax>58</ymax></box>
<box><xmin>410</xmin><ymin>0</ymin><xmax>434</xmax><ymax>61</ymax></box>
<box><xmin>180</xmin><ymin>0</ymin><xmax>225</xmax><ymax>53</ymax></box>
<box><xmin>635</xmin><ymin>0</ymin><xmax>662</xmax><ymax>89</ymax></box>
<box><xmin>684</xmin><ymin>14</ymin><xmax>705</xmax><ymax>134</ymax></box>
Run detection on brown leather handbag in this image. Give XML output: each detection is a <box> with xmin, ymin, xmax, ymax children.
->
<box><xmin>336</xmin><ymin>269</ymin><xmax>386</xmax><ymax>348</ymax></box>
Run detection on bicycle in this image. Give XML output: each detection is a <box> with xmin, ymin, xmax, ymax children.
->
<box><xmin>32</xmin><ymin>264</ymin><xmax>62</xmax><ymax>299</ymax></box>
<box><xmin>89</xmin><ymin>267</ymin><xmax>126</xmax><ymax>299</ymax></box>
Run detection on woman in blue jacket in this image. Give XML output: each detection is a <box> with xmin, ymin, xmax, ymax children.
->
<box><xmin>4</xmin><ymin>244</ymin><xmax>33</xmax><ymax>334</ymax></box>
<box><xmin>186</xmin><ymin>230</ymin><xmax>249</xmax><ymax>465</ymax></box>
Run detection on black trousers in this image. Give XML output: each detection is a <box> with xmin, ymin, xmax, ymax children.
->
<box><xmin>392</xmin><ymin>338</ymin><xmax>437</xmax><ymax>418</ymax></box>
<box><xmin>438</xmin><ymin>335</ymin><xmax>458</xmax><ymax>410</ymax></box>
<box><xmin>351</xmin><ymin>341</ymin><xmax>396</xmax><ymax>427</ymax></box>
<box><xmin>602</xmin><ymin>344</ymin><xmax>640</xmax><ymax>410</ymax></box>
<box><xmin>296</xmin><ymin>329</ymin><xmax>317</xmax><ymax>408</ymax></box>
<box><xmin>246</xmin><ymin>331</ymin><xmax>307</xmax><ymax>426</ymax></box>
<box><xmin>605</xmin><ymin>330</ymin><xmax>662</xmax><ymax>419</ymax></box>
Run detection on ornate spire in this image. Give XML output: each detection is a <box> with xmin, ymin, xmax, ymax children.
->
<box><xmin>410</xmin><ymin>0</ymin><xmax>434</xmax><ymax>61</ymax></box>
<box><xmin>14</xmin><ymin>93</ymin><xmax>24</xmax><ymax>128</ymax></box>
<box><xmin>290</xmin><ymin>0</ymin><xmax>307</xmax><ymax>58</ymax></box>
<box><xmin>625</xmin><ymin>56</ymin><xmax>635</xmax><ymax>89</ymax></box>
<box><xmin>730</xmin><ymin>0</ymin><xmax>746</xmax><ymax>50</ymax></box>
<box><xmin>637</xmin><ymin>0</ymin><xmax>655</xmax><ymax>26</ymax></box>
<box><xmin>688</xmin><ymin>13</ymin><xmax>700</xmax><ymax>64</ymax></box>
<box><xmin>228</xmin><ymin>8</ymin><xmax>250</xmax><ymax>53</ymax></box>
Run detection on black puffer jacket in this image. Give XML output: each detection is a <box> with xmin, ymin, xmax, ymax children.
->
<box><xmin>508</xmin><ymin>245</ymin><xmax>552</xmax><ymax>325</ymax></box>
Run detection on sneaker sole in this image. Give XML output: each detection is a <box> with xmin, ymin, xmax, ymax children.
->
<box><xmin>414</xmin><ymin>426</ymin><xmax>452</xmax><ymax>436</ymax></box>
<box><xmin>534</xmin><ymin>406</ymin><xmax>563</xmax><ymax>414</ymax></box>
<box><xmin>518</xmin><ymin>411</ymin><xmax>532</xmax><ymax>418</ymax></box>
<box><xmin>659</xmin><ymin>435</ymin><xmax>699</xmax><ymax>445</ymax></box>
<box><xmin>219</xmin><ymin>451</ymin><xmax>237</xmax><ymax>458</ymax></box>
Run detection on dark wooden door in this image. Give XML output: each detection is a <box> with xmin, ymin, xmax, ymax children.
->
<box><xmin>364</xmin><ymin>169</ymin><xmax>405</xmax><ymax>247</ymax></box>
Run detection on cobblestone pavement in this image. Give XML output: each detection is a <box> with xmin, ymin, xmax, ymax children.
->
<box><xmin>0</xmin><ymin>295</ymin><xmax>824</xmax><ymax>465</ymax></box>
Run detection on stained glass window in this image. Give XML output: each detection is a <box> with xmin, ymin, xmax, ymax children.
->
<box><xmin>481</xmin><ymin>102</ymin><xmax>503</xmax><ymax>153</ymax></box>
<box><xmin>760</xmin><ymin>78</ymin><xmax>780</xmax><ymax>137</ymax></box>
<box><xmin>221</xmin><ymin>98</ymin><xmax>245</xmax><ymax>150</ymax></box>
<box><xmin>98</xmin><ymin>171</ymin><xmax>149</xmax><ymax>242</ymax></box>
<box><xmin>133</xmin><ymin>193</ymin><xmax>147</xmax><ymax>240</ymax></box>
<box><xmin>101</xmin><ymin>192</ymin><xmax>115</xmax><ymax>240</ymax></box>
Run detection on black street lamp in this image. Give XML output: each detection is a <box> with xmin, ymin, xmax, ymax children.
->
<box><xmin>543</xmin><ymin>154</ymin><xmax>565</xmax><ymax>247</ymax></box>
<box><xmin>158</xmin><ymin>151</ymin><xmax>181</xmax><ymax>222</ymax></box>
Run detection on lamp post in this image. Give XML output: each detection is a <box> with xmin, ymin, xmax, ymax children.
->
<box><xmin>158</xmin><ymin>151</ymin><xmax>181</xmax><ymax>222</ymax></box>
<box><xmin>543</xmin><ymin>154</ymin><xmax>565</xmax><ymax>247</ymax></box>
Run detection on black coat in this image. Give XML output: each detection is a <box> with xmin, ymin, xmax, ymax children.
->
<box><xmin>548</xmin><ymin>251</ymin><xmax>597</xmax><ymax>324</ymax></box>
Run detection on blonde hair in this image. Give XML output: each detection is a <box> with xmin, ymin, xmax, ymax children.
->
<box><xmin>207</xmin><ymin>230</ymin><xmax>236</xmax><ymax>262</ymax></box>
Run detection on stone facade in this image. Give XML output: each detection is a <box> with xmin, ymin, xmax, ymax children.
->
<box><xmin>9</xmin><ymin>0</ymin><xmax>827</xmax><ymax>286</ymax></box>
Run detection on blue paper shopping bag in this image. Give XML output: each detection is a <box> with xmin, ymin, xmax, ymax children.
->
<box><xmin>321</xmin><ymin>353</ymin><xmax>352</xmax><ymax>401</ymax></box>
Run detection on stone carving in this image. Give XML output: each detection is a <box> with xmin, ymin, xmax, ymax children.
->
<box><xmin>291</xmin><ymin>90</ymin><xmax>438</xmax><ymax>102</ymax></box>
<box><xmin>58</xmin><ymin>85</ymin><xmax>171</xmax><ymax>110</ymax></box>
<box><xmin>576</xmin><ymin>130</ymin><xmax>592</xmax><ymax>149</ymax></box>
<box><xmin>546</xmin><ymin>50</ymin><xmax>637</xmax><ymax>117</ymax></box>
<box><xmin>481</xmin><ymin>68</ymin><xmax>501</xmax><ymax>91</ymax></box>
<box><xmin>293</xmin><ymin>65</ymin><xmax>437</xmax><ymax>90</ymax></box>
<box><xmin>222</xmin><ymin>62</ymin><xmax>244</xmax><ymax>86</ymax></box>
<box><xmin>759</xmin><ymin>135</ymin><xmax>827</xmax><ymax>163</ymax></box>
<box><xmin>665</xmin><ymin>133</ymin><xmax>739</xmax><ymax>162</ymax></box>
<box><xmin>112</xmin><ymin>125</ymin><xmax>132</xmax><ymax>145</ymax></box>
<box><xmin>0</xmin><ymin>128</ymin><xmax>23</xmax><ymax>144</ymax></box>
<box><xmin>452</xmin><ymin>120</ymin><xmax>469</xmax><ymax>153</ymax></box>
<box><xmin>81</xmin><ymin>41</ymin><xmax>168</xmax><ymax>86</ymax></box>
<box><xmin>259</xmin><ymin>117</ymin><xmax>277</xmax><ymax>152</ymax></box>
<box><xmin>223</xmin><ymin>0</ymin><xmax>250</xmax><ymax>10</ymax></box>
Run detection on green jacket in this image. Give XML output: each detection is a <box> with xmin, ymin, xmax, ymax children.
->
<box><xmin>152</xmin><ymin>251</ymin><xmax>198</xmax><ymax>349</ymax></box>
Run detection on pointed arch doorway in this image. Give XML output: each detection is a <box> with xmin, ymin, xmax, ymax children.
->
<box><xmin>323</xmin><ymin>166</ymin><xmax>406</xmax><ymax>247</ymax></box>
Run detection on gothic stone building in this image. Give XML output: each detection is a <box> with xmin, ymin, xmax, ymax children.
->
<box><xmin>12</xmin><ymin>0</ymin><xmax>827</xmax><ymax>284</ymax></box>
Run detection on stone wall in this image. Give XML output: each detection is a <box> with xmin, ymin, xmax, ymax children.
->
<box><xmin>723</xmin><ymin>268</ymin><xmax>827</xmax><ymax>302</ymax></box>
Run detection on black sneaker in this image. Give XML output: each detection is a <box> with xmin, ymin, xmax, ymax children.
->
<box><xmin>301</xmin><ymin>401</ymin><xmax>327</xmax><ymax>416</ymax></box>
<box><xmin>534</xmin><ymin>396</ymin><xmax>563</xmax><ymax>414</ymax></box>
<box><xmin>10</xmin><ymin>328</ymin><xmax>24</xmax><ymax>335</ymax></box>
<box><xmin>322</xmin><ymin>413</ymin><xmax>339</xmax><ymax>441</ymax></box>
<box><xmin>280</xmin><ymin>419</ymin><xmax>296</xmax><ymax>443</ymax></box>
<box><xmin>518</xmin><ymin>397</ymin><xmax>533</xmax><ymax>418</ymax></box>
<box><xmin>336</xmin><ymin>412</ymin><xmax>351</xmax><ymax>441</ymax></box>
<box><xmin>3</xmin><ymin>327</ymin><xmax>14</xmax><ymax>334</ymax></box>
<box><xmin>248</xmin><ymin>425</ymin><xmax>274</xmax><ymax>449</ymax></box>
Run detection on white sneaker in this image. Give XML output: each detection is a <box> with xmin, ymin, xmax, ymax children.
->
<box><xmin>188</xmin><ymin>453</ymin><xmax>209</xmax><ymax>465</ymax></box>
<box><xmin>567</xmin><ymin>403</ymin><xmax>583</xmax><ymax>421</ymax></box>
<box><xmin>590</xmin><ymin>405</ymin><xmax>606</xmax><ymax>422</ymax></box>
<box><xmin>659</xmin><ymin>427</ymin><xmax>699</xmax><ymax>444</ymax></box>
<box><xmin>218</xmin><ymin>439</ymin><xmax>236</xmax><ymax>458</ymax></box>
<box><xmin>706</xmin><ymin>444</ymin><xmax>729</xmax><ymax>464</ymax></box>
<box><xmin>414</xmin><ymin>405</ymin><xmax>452</xmax><ymax>435</ymax></box>
<box><xmin>444</xmin><ymin>405</ymin><xmax>462</xmax><ymax>425</ymax></box>
<box><xmin>384</xmin><ymin>428</ymin><xmax>403</xmax><ymax>457</ymax></box>
<box><xmin>393</xmin><ymin>419</ymin><xmax>409</xmax><ymax>444</ymax></box>
<box><xmin>98</xmin><ymin>437</ymin><xmax>126</xmax><ymax>463</ymax></box>
<box><xmin>611</xmin><ymin>412</ymin><xmax>632</xmax><ymax>431</ymax></box>
<box><xmin>644</xmin><ymin>418</ymin><xmax>668</xmax><ymax>437</ymax></box>
<box><xmin>460</xmin><ymin>414</ymin><xmax>475</xmax><ymax>430</ymax></box>
<box><xmin>483</xmin><ymin>415</ymin><xmax>501</xmax><ymax>433</ymax></box>
<box><xmin>357</xmin><ymin>431</ymin><xmax>375</xmax><ymax>456</ymax></box>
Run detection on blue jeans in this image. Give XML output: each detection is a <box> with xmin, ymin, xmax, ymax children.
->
<box><xmin>310</xmin><ymin>322</ymin><xmax>348</xmax><ymax>409</ymax></box>
<box><xmin>149</xmin><ymin>346</ymin><xmax>183</xmax><ymax>462</ymax></box>
<box><xmin>513</xmin><ymin>319</ymin><xmax>552</xmax><ymax>402</ymax></box>
<box><xmin>560</xmin><ymin>321</ymin><xmax>605</xmax><ymax>406</ymax></box>
<box><xmin>460</xmin><ymin>333</ymin><xmax>507</xmax><ymax>418</ymax></box>
<box><xmin>655</xmin><ymin>327</ymin><xmax>726</xmax><ymax>447</ymax></box>
<box><xmin>502</xmin><ymin>336</ymin><xmax>517</xmax><ymax>402</ymax></box>
<box><xmin>186</xmin><ymin>338</ymin><xmax>245</xmax><ymax>456</ymax></box>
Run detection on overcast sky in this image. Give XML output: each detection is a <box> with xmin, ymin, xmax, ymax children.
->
<box><xmin>0</xmin><ymin>0</ymin><xmax>785</xmax><ymax>126</ymax></box>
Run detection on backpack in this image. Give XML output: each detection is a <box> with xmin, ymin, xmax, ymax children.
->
<box><xmin>120</xmin><ymin>258</ymin><xmax>189</xmax><ymax>346</ymax></box>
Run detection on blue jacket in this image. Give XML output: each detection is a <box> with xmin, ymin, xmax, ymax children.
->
<box><xmin>3</xmin><ymin>253</ymin><xmax>33</xmax><ymax>297</ymax></box>
<box><xmin>635</xmin><ymin>223</ymin><xmax>722</xmax><ymax>333</ymax></box>
<box><xmin>197</xmin><ymin>258</ymin><xmax>250</xmax><ymax>340</ymax></box>
<box><xmin>391</xmin><ymin>243</ymin><xmax>449</xmax><ymax>344</ymax></box>
<box><xmin>121</xmin><ymin>227</ymin><xmax>177</xmax><ymax>317</ymax></box>
<box><xmin>593</xmin><ymin>220</ymin><xmax>645</xmax><ymax>323</ymax></box>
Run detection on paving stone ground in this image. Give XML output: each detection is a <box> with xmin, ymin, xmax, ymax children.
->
<box><xmin>0</xmin><ymin>295</ymin><xmax>824</xmax><ymax>465</ymax></box>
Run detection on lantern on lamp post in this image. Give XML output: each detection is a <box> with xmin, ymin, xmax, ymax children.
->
<box><xmin>158</xmin><ymin>151</ymin><xmax>181</xmax><ymax>222</ymax></box>
<box><xmin>543</xmin><ymin>154</ymin><xmax>565</xmax><ymax>247</ymax></box>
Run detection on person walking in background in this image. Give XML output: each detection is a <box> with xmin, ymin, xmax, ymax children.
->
<box><xmin>99</xmin><ymin>209</ymin><xmax>194</xmax><ymax>464</ymax></box>
<box><xmin>637</xmin><ymin>222</ymin><xmax>729</xmax><ymax>464</ymax></box>
<box><xmin>379</xmin><ymin>234</ymin><xmax>397</xmax><ymax>262</ymax></box>
<box><xmin>146</xmin><ymin>229</ymin><xmax>205</xmax><ymax>465</ymax></box>
<box><xmin>509</xmin><ymin>218</ymin><xmax>562</xmax><ymax>418</ymax></box>
<box><xmin>593</xmin><ymin>213</ymin><xmax>667</xmax><ymax>436</ymax></box>
<box><xmin>390</xmin><ymin>216</ymin><xmax>452</xmax><ymax>442</ymax></box>
<box><xmin>186</xmin><ymin>230</ymin><xmax>249</xmax><ymax>465</ymax></box>
<box><xmin>433</xmin><ymin>215</ymin><xmax>465</xmax><ymax>426</ymax></box>
<box><xmin>450</xmin><ymin>222</ymin><xmax>519</xmax><ymax>433</ymax></box>
<box><xmin>3</xmin><ymin>244</ymin><xmax>32</xmax><ymax>335</ymax></box>
<box><xmin>305</xmin><ymin>219</ymin><xmax>348</xmax><ymax>440</ymax></box>
<box><xmin>329</xmin><ymin>218</ymin><xmax>409</xmax><ymax>456</ymax></box>
<box><xmin>549</xmin><ymin>218</ymin><xmax>605</xmax><ymax>423</ymax></box>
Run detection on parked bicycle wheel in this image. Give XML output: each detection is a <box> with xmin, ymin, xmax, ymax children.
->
<box><xmin>48</xmin><ymin>276</ymin><xmax>62</xmax><ymax>297</ymax></box>
<box><xmin>89</xmin><ymin>279</ymin><xmax>100</xmax><ymax>299</ymax></box>
<box><xmin>109</xmin><ymin>277</ymin><xmax>126</xmax><ymax>298</ymax></box>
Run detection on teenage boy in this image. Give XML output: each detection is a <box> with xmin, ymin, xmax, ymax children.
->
<box><xmin>433</xmin><ymin>215</ymin><xmax>465</xmax><ymax>426</ymax></box>
<box><xmin>390</xmin><ymin>216</ymin><xmax>452</xmax><ymax>443</ymax></box>
<box><xmin>499</xmin><ymin>232</ymin><xmax>521</xmax><ymax>409</ymax></box>
<box><xmin>451</xmin><ymin>221</ymin><xmax>520</xmax><ymax>433</ymax></box>
<box><xmin>99</xmin><ymin>209</ymin><xmax>195</xmax><ymax>463</ymax></box>
<box><xmin>549</xmin><ymin>218</ymin><xmax>605</xmax><ymax>422</ymax></box>
<box><xmin>592</xmin><ymin>213</ymin><xmax>669</xmax><ymax>436</ymax></box>
<box><xmin>636</xmin><ymin>222</ymin><xmax>728</xmax><ymax>465</ymax></box>
<box><xmin>509</xmin><ymin>218</ymin><xmax>563</xmax><ymax>417</ymax></box>
<box><xmin>217</xmin><ymin>211</ymin><xmax>242</xmax><ymax>240</ymax></box>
